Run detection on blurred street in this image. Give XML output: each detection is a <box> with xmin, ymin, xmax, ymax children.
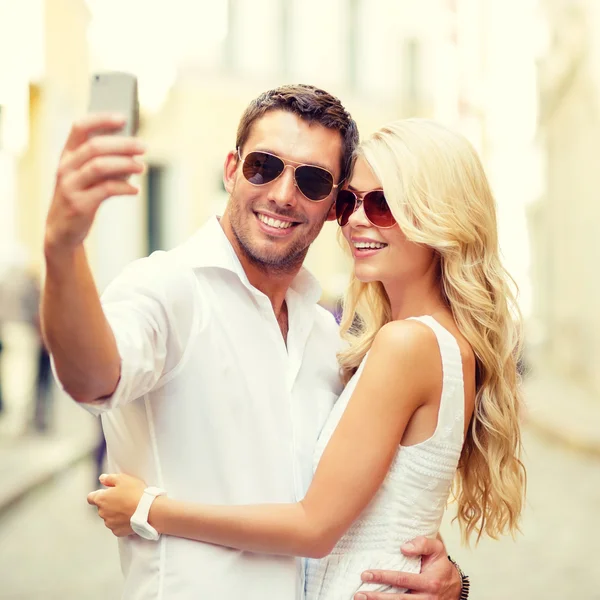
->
<box><xmin>0</xmin><ymin>322</ymin><xmax>120</xmax><ymax>599</ymax></box>
<box><xmin>0</xmin><ymin>459</ymin><xmax>122</xmax><ymax>600</ymax></box>
<box><xmin>440</xmin><ymin>427</ymin><xmax>600</xmax><ymax>600</ymax></box>
<box><xmin>0</xmin><ymin>321</ymin><xmax>599</xmax><ymax>600</ymax></box>
<box><xmin>0</xmin><ymin>425</ymin><xmax>598</xmax><ymax>599</ymax></box>
<box><xmin>0</xmin><ymin>323</ymin><xmax>99</xmax><ymax>511</ymax></box>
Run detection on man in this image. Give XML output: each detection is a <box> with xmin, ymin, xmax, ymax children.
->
<box><xmin>20</xmin><ymin>269</ymin><xmax>53</xmax><ymax>432</ymax></box>
<box><xmin>43</xmin><ymin>85</ymin><xmax>465</xmax><ymax>600</ymax></box>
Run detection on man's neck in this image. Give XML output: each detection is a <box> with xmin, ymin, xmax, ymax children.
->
<box><xmin>219</xmin><ymin>215</ymin><xmax>300</xmax><ymax>318</ymax></box>
<box><xmin>241</xmin><ymin>257</ymin><xmax>296</xmax><ymax>317</ymax></box>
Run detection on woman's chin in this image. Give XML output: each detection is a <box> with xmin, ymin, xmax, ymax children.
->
<box><xmin>353</xmin><ymin>266</ymin><xmax>381</xmax><ymax>283</ymax></box>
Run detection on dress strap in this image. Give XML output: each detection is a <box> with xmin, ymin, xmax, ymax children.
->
<box><xmin>406</xmin><ymin>315</ymin><xmax>465</xmax><ymax>443</ymax></box>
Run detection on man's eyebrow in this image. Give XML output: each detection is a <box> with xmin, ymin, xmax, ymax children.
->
<box><xmin>253</xmin><ymin>146</ymin><xmax>336</xmax><ymax>173</ymax></box>
<box><xmin>306</xmin><ymin>158</ymin><xmax>336</xmax><ymax>173</ymax></box>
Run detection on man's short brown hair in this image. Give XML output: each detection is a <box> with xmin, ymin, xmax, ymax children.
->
<box><xmin>236</xmin><ymin>84</ymin><xmax>359</xmax><ymax>185</ymax></box>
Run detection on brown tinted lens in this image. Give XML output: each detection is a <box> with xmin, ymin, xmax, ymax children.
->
<box><xmin>364</xmin><ymin>190</ymin><xmax>396</xmax><ymax>227</ymax></box>
<box><xmin>295</xmin><ymin>165</ymin><xmax>334</xmax><ymax>201</ymax></box>
<box><xmin>336</xmin><ymin>190</ymin><xmax>357</xmax><ymax>226</ymax></box>
<box><xmin>242</xmin><ymin>151</ymin><xmax>284</xmax><ymax>185</ymax></box>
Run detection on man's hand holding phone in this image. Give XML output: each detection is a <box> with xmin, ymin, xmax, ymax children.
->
<box><xmin>42</xmin><ymin>75</ymin><xmax>145</xmax><ymax>404</ymax></box>
<box><xmin>44</xmin><ymin>113</ymin><xmax>145</xmax><ymax>254</ymax></box>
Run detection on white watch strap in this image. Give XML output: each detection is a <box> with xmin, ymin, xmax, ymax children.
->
<box><xmin>131</xmin><ymin>486</ymin><xmax>166</xmax><ymax>538</ymax></box>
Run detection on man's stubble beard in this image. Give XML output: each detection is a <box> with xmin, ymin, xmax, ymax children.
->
<box><xmin>228</xmin><ymin>197</ymin><xmax>323</xmax><ymax>276</ymax></box>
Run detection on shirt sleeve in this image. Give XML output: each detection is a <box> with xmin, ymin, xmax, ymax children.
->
<box><xmin>74</xmin><ymin>251</ymin><xmax>198</xmax><ymax>416</ymax></box>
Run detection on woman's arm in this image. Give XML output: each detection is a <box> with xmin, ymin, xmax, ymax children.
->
<box><xmin>91</xmin><ymin>320</ymin><xmax>441</xmax><ymax>558</ymax></box>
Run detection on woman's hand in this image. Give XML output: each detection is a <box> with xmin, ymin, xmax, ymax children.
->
<box><xmin>87</xmin><ymin>473</ymin><xmax>147</xmax><ymax>537</ymax></box>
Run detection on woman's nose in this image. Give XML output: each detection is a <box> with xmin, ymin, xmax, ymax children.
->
<box><xmin>347</xmin><ymin>199</ymin><xmax>370</xmax><ymax>228</ymax></box>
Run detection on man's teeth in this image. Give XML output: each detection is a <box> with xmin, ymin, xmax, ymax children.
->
<box><xmin>258</xmin><ymin>214</ymin><xmax>293</xmax><ymax>229</ymax></box>
<box><xmin>353</xmin><ymin>241</ymin><xmax>387</xmax><ymax>249</ymax></box>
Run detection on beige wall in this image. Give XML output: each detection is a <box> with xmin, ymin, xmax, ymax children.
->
<box><xmin>43</xmin><ymin>0</ymin><xmax>90</xmax><ymax>114</ymax></box>
<box><xmin>14</xmin><ymin>0</ymin><xmax>487</xmax><ymax>302</ymax></box>
<box><xmin>16</xmin><ymin>85</ymin><xmax>44</xmax><ymax>271</ymax></box>
<box><xmin>532</xmin><ymin>0</ymin><xmax>600</xmax><ymax>392</ymax></box>
<box><xmin>15</xmin><ymin>0</ymin><xmax>91</xmax><ymax>272</ymax></box>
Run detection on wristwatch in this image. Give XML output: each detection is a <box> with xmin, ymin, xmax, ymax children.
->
<box><xmin>448</xmin><ymin>556</ymin><xmax>470</xmax><ymax>599</ymax></box>
<box><xmin>130</xmin><ymin>486</ymin><xmax>166</xmax><ymax>541</ymax></box>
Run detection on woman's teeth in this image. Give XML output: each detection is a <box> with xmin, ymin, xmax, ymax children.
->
<box><xmin>353</xmin><ymin>241</ymin><xmax>387</xmax><ymax>249</ymax></box>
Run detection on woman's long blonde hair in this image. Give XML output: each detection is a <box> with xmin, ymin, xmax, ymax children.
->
<box><xmin>338</xmin><ymin>119</ymin><xmax>526</xmax><ymax>543</ymax></box>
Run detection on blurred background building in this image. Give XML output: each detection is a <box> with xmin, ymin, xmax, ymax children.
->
<box><xmin>0</xmin><ymin>0</ymin><xmax>541</xmax><ymax>300</ymax></box>
<box><xmin>529</xmin><ymin>0</ymin><xmax>600</xmax><ymax>391</ymax></box>
<box><xmin>0</xmin><ymin>0</ymin><xmax>599</xmax><ymax>598</ymax></box>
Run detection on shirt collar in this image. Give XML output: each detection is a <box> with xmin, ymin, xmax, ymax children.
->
<box><xmin>173</xmin><ymin>216</ymin><xmax>323</xmax><ymax>305</ymax></box>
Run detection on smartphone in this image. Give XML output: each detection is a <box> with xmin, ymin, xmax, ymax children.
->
<box><xmin>88</xmin><ymin>71</ymin><xmax>140</xmax><ymax>136</ymax></box>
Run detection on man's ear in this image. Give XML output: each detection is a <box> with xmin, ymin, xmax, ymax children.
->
<box><xmin>325</xmin><ymin>196</ymin><xmax>338</xmax><ymax>222</ymax></box>
<box><xmin>223</xmin><ymin>151</ymin><xmax>239</xmax><ymax>194</ymax></box>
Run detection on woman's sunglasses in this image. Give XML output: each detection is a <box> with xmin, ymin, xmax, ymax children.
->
<box><xmin>238</xmin><ymin>149</ymin><xmax>341</xmax><ymax>201</ymax></box>
<box><xmin>335</xmin><ymin>189</ymin><xmax>396</xmax><ymax>228</ymax></box>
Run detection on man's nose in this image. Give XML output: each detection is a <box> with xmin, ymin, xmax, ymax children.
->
<box><xmin>267</xmin><ymin>165</ymin><xmax>298</xmax><ymax>207</ymax></box>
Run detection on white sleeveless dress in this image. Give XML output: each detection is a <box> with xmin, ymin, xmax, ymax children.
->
<box><xmin>305</xmin><ymin>316</ymin><xmax>466</xmax><ymax>600</ymax></box>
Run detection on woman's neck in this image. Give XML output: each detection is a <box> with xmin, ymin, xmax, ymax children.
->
<box><xmin>385</xmin><ymin>269</ymin><xmax>446</xmax><ymax>322</ymax></box>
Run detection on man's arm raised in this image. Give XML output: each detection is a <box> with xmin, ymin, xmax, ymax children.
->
<box><xmin>42</xmin><ymin>114</ymin><xmax>146</xmax><ymax>403</ymax></box>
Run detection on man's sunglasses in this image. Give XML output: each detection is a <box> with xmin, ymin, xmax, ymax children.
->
<box><xmin>335</xmin><ymin>189</ymin><xmax>396</xmax><ymax>228</ymax></box>
<box><xmin>238</xmin><ymin>149</ymin><xmax>341</xmax><ymax>201</ymax></box>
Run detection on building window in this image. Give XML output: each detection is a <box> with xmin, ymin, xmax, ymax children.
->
<box><xmin>404</xmin><ymin>38</ymin><xmax>422</xmax><ymax>114</ymax></box>
<box><xmin>280</xmin><ymin>0</ymin><xmax>292</xmax><ymax>76</ymax></box>
<box><xmin>347</xmin><ymin>0</ymin><xmax>360</xmax><ymax>90</ymax></box>
<box><xmin>223</xmin><ymin>0</ymin><xmax>237</xmax><ymax>72</ymax></box>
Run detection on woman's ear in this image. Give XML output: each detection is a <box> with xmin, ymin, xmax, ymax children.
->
<box><xmin>223</xmin><ymin>151</ymin><xmax>239</xmax><ymax>194</ymax></box>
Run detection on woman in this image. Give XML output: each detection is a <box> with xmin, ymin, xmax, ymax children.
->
<box><xmin>90</xmin><ymin>119</ymin><xmax>526</xmax><ymax>598</ymax></box>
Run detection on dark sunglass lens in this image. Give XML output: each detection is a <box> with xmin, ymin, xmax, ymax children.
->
<box><xmin>243</xmin><ymin>152</ymin><xmax>284</xmax><ymax>185</ymax></box>
<box><xmin>295</xmin><ymin>166</ymin><xmax>334</xmax><ymax>201</ymax></box>
<box><xmin>365</xmin><ymin>190</ymin><xmax>395</xmax><ymax>227</ymax></box>
<box><xmin>336</xmin><ymin>190</ymin><xmax>356</xmax><ymax>226</ymax></box>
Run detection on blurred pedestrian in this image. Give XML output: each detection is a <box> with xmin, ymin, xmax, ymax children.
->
<box><xmin>0</xmin><ymin>246</ymin><xmax>36</xmax><ymax>421</ymax></box>
<box><xmin>93</xmin><ymin>424</ymin><xmax>107</xmax><ymax>485</ymax></box>
<box><xmin>21</xmin><ymin>268</ymin><xmax>53</xmax><ymax>432</ymax></box>
<box><xmin>0</xmin><ymin>334</ymin><xmax>4</xmax><ymax>415</ymax></box>
<box><xmin>0</xmin><ymin>270</ymin><xmax>8</xmax><ymax>416</ymax></box>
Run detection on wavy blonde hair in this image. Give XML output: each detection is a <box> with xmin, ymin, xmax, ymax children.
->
<box><xmin>338</xmin><ymin>119</ymin><xmax>526</xmax><ymax>543</ymax></box>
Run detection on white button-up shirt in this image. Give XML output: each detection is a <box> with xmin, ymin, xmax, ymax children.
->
<box><xmin>77</xmin><ymin>217</ymin><xmax>343</xmax><ymax>600</ymax></box>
